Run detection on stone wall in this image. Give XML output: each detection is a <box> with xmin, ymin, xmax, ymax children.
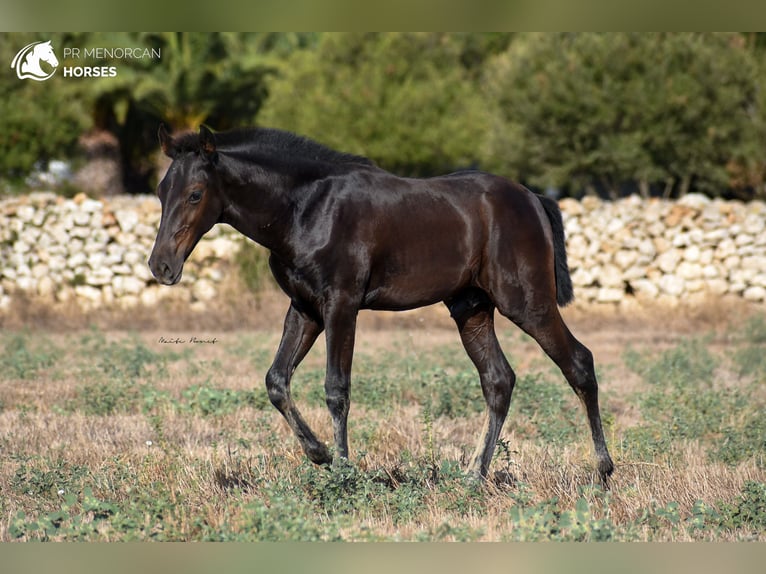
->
<box><xmin>560</xmin><ymin>194</ymin><xmax>766</xmax><ymax>305</ymax></box>
<box><xmin>0</xmin><ymin>191</ymin><xmax>764</xmax><ymax>312</ymax></box>
<box><xmin>0</xmin><ymin>192</ymin><xmax>242</xmax><ymax>312</ymax></box>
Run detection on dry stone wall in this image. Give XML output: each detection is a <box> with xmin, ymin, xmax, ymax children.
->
<box><xmin>560</xmin><ymin>194</ymin><xmax>766</xmax><ymax>305</ymax></box>
<box><xmin>0</xmin><ymin>192</ymin><xmax>242</xmax><ymax>312</ymax></box>
<box><xmin>0</xmin><ymin>191</ymin><xmax>765</xmax><ymax>312</ymax></box>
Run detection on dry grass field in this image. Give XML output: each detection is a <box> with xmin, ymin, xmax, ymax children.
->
<box><xmin>1</xmin><ymin>292</ymin><xmax>765</xmax><ymax>541</ymax></box>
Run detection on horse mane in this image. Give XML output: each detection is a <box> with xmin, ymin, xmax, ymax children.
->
<box><xmin>172</xmin><ymin>127</ymin><xmax>375</xmax><ymax>178</ymax></box>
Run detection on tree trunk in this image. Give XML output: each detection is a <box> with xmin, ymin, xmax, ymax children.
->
<box><xmin>73</xmin><ymin>130</ymin><xmax>124</xmax><ymax>197</ymax></box>
<box><xmin>639</xmin><ymin>179</ymin><xmax>650</xmax><ymax>199</ymax></box>
<box><xmin>662</xmin><ymin>177</ymin><xmax>675</xmax><ymax>199</ymax></box>
<box><xmin>678</xmin><ymin>174</ymin><xmax>692</xmax><ymax>197</ymax></box>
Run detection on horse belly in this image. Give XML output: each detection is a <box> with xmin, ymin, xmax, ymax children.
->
<box><xmin>362</xmin><ymin>245</ymin><xmax>474</xmax><ymax>311</ymax></box>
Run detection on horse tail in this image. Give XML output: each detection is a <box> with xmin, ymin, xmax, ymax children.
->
<box><xmin>536</xmin><ymin>195</ymin><xmax>574</xmax><ymax>306</ymax></box>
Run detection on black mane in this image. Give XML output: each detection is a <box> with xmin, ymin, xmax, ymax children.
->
<box><xmin>174</xmin><ymin>127</ymin><xmax>375</xmax><ymax>178</ymax></box>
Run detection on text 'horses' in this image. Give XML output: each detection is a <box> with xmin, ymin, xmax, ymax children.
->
<box><xmin>148</xmin><ymin>125</ymin><xmax>614</xmax><ymax>484</ymax></box>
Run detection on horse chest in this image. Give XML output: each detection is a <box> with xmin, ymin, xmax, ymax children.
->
<box><xmin>269</xmin><ymin>251</ymin><xmax>360</xmax><ymax>309</ymax></box>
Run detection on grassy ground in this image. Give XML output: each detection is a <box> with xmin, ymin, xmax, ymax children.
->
<box><xmin>1</xmin><ymin>297</ymin><xmax>765</xmax><ymax>541</ymax></box>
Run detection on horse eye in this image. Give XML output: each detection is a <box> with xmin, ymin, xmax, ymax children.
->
<box><xmin>189</xmin><ymin>189</ymin><xmax>203</xmax><ymax>204</ymax></box>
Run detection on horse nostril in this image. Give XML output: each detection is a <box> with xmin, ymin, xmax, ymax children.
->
<box><xmin>161</xmin><ymin>263</ymin><xmax>173</xmax><ymax>282</ymax></box>
<box><xmin>148</xmin><ymin>255</ymin><xmax>175</xmax><ymax>284</ymax></box>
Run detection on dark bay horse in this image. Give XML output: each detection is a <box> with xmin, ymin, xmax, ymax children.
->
<box><xmin>149</xmin><ymin>125</ymin><xmax>614</xmax><ymax>483</ymax></box>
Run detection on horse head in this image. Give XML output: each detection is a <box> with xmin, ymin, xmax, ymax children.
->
<box><xmin>33</xmin><ymin>41</ymin><xmax>59</xmax><ymax>68</ymax></box>
<box><xmin>15</xmin><ymin>41</ymin><xmax>59</xmax><ymax>80</ymax></box>
<box><xmin>148</xmin><ymin>125</ymin><xmax>225</xmax><ymax>285</ymax></box>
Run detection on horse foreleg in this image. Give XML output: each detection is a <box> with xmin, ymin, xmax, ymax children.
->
<box><xmin>322</xmin><ymin>301</ymin><xmax>358</xmax><ymax>463</ymax></box>
<box><xmin>266</xmin><ymin>304</ymin><xmax>331</xmax><ymax>464</ymax></box>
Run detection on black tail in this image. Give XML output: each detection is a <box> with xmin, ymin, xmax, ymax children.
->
<box><xmin>537</xmin><ymin>195</ymin><xmax>574</xmax><ymax>306</ymax></box>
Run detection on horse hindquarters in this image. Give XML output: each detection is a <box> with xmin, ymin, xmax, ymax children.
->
<box><xmin>485</xmin><ymin>188</ymin><xmax>614</xmax><ymax>483</ymax></box>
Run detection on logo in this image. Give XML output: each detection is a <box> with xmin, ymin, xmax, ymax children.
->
<box><xmin>11</xmin><ymin>40</ymin><xmax>59</xmax><ymax>81</ymax></box>
<box><xmin>11</xmin><ymin>40</ymin><xmax>161</xmax><ymax>83</ymax></box>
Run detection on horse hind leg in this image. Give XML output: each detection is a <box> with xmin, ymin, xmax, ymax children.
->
<box><xmin>503</xmin><ymin>301</ymin><xmax>615</xmax><ymax>484</ymax></box>
<box><xmin>446</xmin><ymin>289</ymin><xmax>516</xmax><ymax>479</ymax></box>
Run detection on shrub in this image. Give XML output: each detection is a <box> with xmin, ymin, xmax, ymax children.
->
<box><xmin>718</xmin><ymin>482</ymin><xmax>766</xmax><ymax>532</ymax></box>
<box><xmin>234</xmin><ymin>239</ymin><xmax>273</xmax><ymax>296</ymax></box>
<box><xmin>258</xmin><ymin>33</ymin><xmax>491</xmax><ymax>176</ymax></box>
<box><xmin>0</xmin><ymin>35</ymin><xmax>89</xmax><ymax>182</ymax></box>
<box><xmin>484</xmin><ymin>33</ymin><xmax>763</xmax><ymax>198</ymax></box>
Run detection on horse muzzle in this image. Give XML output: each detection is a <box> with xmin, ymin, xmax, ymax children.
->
<box><xmin>148</xmin><ymin>253</ymin><xmax>184</xmax><ymax>285</ymax></box>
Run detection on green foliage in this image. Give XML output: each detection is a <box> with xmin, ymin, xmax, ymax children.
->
<box><xmin>624</xmin><ymin>338</ymin><xmax>725</xmax><ymax>446</ymax></box>
<box><xmin>734</xmin><ymin>315</ymin><xmax>766</xmax><ymax>377</ymax></box>
<box><xmin>4</xmin><ymin>326</ymin><xmax>766</xmax><ymax>542</ymax></box>
<box><xmin>0</xmin><ymin>32</ymin><xmax>313</xmax><ymax>192</ymax></box>
<box><xmin>11</xmin><ymin>456</ymin><xmax>90</xmax><ymax>498</ymax></box>
<box><xmin>427</xmin><ymin>368</ymin><xmax>486</xmax><ymax>419</ymax></box>
<box><xmin>69</xmin><ymin>378</ymin><xmax>269</xmax><ymax>419</ymax></box>
<box><xmin>715</xmin><ymin>419</ymin><xmax>766</xmax><ymax>467</ymax></box>
<box><xmin>298</xmin><ymin>458</ymin><xmax>388</xmax><ymax>516</ymax></box>
<box><xmin>624</xmin><ymin>337</ymin><xmax>718</xmax><ymax>387</ymax></box>
<box><xmin>511</xmin><ymin>373</ymin><xmax>581</xmax><ymax>444</ymax></box>
<box><xmin>0</xmin><ymin>333</ymin><xmax>59</xmax><ymax>380</ymax></box>
<box><xmin>506</xmin><ymin>496</ymin><xmax>617</xmax><ymax>541</ymax></box>
<box><xmin>64</xmin><ymin>331</ymin><xmax>180</xmax><ymax>415</ymax></box>
<box><xmin>623</xmin><ymin>336</ymin><xmax>765</xmax><ymax>467</ymax></box>
<box><xmin>78</xmin><ymin>32</ymin><xmax>315</xmax><ymax>191</ymax></box>
<box><xmin>0</xmin><ymin>34</ymin><xmax>90</xmax><ymax>182</ymax></box>
<box><xmin>75</xmin><ymin>329</ymin><xmax>177</xmax><ymax>378</ymax></box>
<box><xmin>502</xmin><ymin>481</ymin><xmax>766</xmax><ymax>541</ymax></box>
<box><xmin>718</xmin><ymin>481</ymin><xmax>766</xmax><ymax>531</ymax></box>
<box><xmin>94</xmin><ymin>336</ymin><xmax>170</xmax><ymax>380</ymax></box>
<box><xmin>75</xmin><ymin>379</ymin><xmax>140</xmax><ymax>416</ymax></box>
<box><xmin>181</xmin><ymin>382</ymin><xmax>270</xmax><ymax>416</ymax></box>
<box><xmin>619</xmin><ymin>426</ymin><xmax>674</xmax><ymax>461</ymax></box>
<box><xmin>10</xmin><ymin>450</ymin><xmax>764</xmax><ymax>541</ymax></box>
<box><xmin>235</xmin><ymin>492</ymin><xmax>341</xmax><ymax>541</ymax></box>
<box><xmin>484</xmin><ymin>33</ymin><xmax>764</xmax><ymax>198</ymax></box>
<box><xmin>233</xmin><ymin>239</ymin><xmax>274</xmax><ymax>296</ymax></box>
<box><xmin>79</xmin><ymin>32</ymin><xmax>288</xmax><ymax>131</ymax></box>
<box><xmin>4</xmin><ymin>32</ymin><xmax>766</xmax><ymax>198</ymax></box>
<box><xmin>258</xmin><ymin>32</ymin><xmax>492</xmax><ymax>176</ymax></box>
<box><xmin>9</xmin><ymin>484</ymin><xmax>183</xmax><ymax>541</ymax></box>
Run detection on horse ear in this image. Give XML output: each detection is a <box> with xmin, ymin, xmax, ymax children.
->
<box><xmin>199</xmin><ymin>125</ymin><xmax>217</xmax><ymax>164</ymax></box>
<box><xmin>158</xmin><ymin>124</ymin><xmax>176</xmax><ymax>159</ymax></box>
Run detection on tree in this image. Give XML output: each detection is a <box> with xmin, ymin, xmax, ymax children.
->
<box><xmin>0</xmin><ymin>33</ymin><xmax>90</xmax><ymax>183</ymax></box>
<box><xmin>258</xmin><ymin>33</ymin><xmax>493</xmax><ymax>176</ymax></box>
<box><xmin>68</xmin><ymin>33</ymin><xmax>308</xmax><ymax>192</ymax></box>
<box><xmin>0</xmin><ymin>32</ymin><xmax>317</xmax><ymax>193</ymax></box>
<box><xmin>483</xmin><ymin>33</ymin><xmax>763</xmax><ymax>198</ymax></box>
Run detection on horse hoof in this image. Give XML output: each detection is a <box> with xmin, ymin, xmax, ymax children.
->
<box><xmin>598</xmin><ymin>457</ymin><xmax>615</xmax><ymax>487</ymax></box>
<box><xmin>306</xmin><ymin>445</ymin><xmax>333</xmax><ymax>466</ymax></box>
<box><xmin>492</xmin><ymin>469</ymin><xmax>517</xmax><ymax>487</ymax></box>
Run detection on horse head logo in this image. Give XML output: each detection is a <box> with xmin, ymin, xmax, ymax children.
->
<box><xmin>11</xmin><ymin>40</ymin><xmax>59</xmax><ymax>81</ymax></box>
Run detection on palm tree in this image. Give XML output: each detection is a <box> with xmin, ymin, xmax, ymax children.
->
<box><xmin>73</xmin><ymin>32</ymin><xmax>316</xmax><ymax>193</ymax></box>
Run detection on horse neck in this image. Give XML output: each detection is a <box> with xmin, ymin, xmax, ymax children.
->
<box><xmin>219</xmin><ymin>169</ymin><xmax>298</xmax><ymax>254</ymax></box>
